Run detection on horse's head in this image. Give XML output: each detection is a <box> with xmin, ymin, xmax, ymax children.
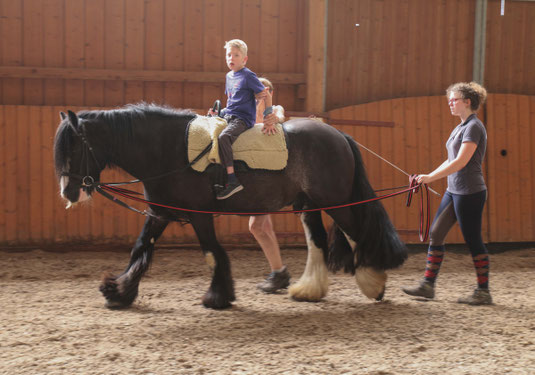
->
<box><xmin>54</xmin><ymin>110</ymin><xmax>104</xmax><ymax>208</ymax></box>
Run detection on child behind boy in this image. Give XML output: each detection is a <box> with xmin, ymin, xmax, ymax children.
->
<box><xmin>211</xmin><ymin>39</ymin><xmax>268</xmax><ymax>200</ymax></box>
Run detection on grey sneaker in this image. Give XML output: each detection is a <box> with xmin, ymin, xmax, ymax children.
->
<box><xmin>257</xmin><ymin>266</ymin><xmax>291</xmax><ymax>293</ymax></box>
<box><xmin>457</xmin><ymin>288</ymin><xmax>493</xmax><ymax>305</ymax></box>
<box><xmin>402</xmin><ymin>280</ymin><xmax>435</xmax><ymax>299</ymax></box>
<box><xmin>216</xmin><ymin>181</ymin><xmax>243</xmax><ymax>200</ymax></box>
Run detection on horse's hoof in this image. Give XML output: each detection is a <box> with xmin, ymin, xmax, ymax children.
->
<box><xmin>375</xmin><ymin>288</ymin><xmax>385</xmax><ymax>301</ymax></box>
<box><xmin>105</xmin><ymin>300</ymin><xmax>130</xmax><ymax>309</ymax></box>
<box><xmin>202</xmin><ymin>291</ymin><xmax>232</xmax><ymax>309</ymax></box>
<box><xmin>355</xmin><ymin>267</ymin><xmax>387</xmax><ymax>300</ymax></box>
<box><xmin>99</xmin><ymin>273</ymin><xmax>137</xmax><ymax>308</ymax></box>
<box><xmin>288</xmin><ymin>282</ymin><xmax>327</xmax><ymax>302</ymax></box>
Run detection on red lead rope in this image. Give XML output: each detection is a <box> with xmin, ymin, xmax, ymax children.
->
<box><xmin>98</xmin><ymin>180</ymin><xmax>431</xmax><ymax>242</ymax></box>
<box><xmin>405</xmin><ymin>174</ymin><xmax>430</xmax><ymax>242</ymax></box>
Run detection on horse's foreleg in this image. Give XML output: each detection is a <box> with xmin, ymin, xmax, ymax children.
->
<box><xmin>99</xmin><ymin>216</ymin><xmax>169</xmax><ymax>308</ymax></box>
<box><xmin>327</xmin><ymin>208</ymin><xmax>387</xmax><ymax>301</ymax></box>
<box><xmin>289</xmin><ymin>211</ymin><xmax>329</xmax><ymax>302</ymax></box>
<box><xmin>190</xmin><ymin>214</ymin><xmax>234</xmax><ymax>309</ymax></box>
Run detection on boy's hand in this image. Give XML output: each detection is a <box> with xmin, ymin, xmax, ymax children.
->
<box><xmin>207</xmin><ymin>108</ymin><xmax>217</xmax><ymax>116</ymax></box>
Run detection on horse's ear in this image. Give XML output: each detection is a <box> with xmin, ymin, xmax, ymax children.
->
<box><xmin>67</xmin><ymin>110</ymin><xmax>78</xmax><ymax>127</ymax></box>
<box><xmin>60</xmin><ymin>111</ymin><xmax>67</xmax><ymax>121</ymax></box>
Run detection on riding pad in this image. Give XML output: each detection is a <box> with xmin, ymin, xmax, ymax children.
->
<box><xmin>186</xmin><ymin>116</ymin><xmax>288</xmax><ymax>172</ymax></box>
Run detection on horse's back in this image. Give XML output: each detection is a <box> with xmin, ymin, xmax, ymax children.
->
<box><xmin>282</xmin><ymin>118</ymin><xmax>356</xmax><ymax>204</ymax></box>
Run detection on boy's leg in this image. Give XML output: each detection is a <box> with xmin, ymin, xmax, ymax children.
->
<box><xmin>217</xmin><ymin>117</ymin><xmax>248</xmax><ymax>199</ymax></box>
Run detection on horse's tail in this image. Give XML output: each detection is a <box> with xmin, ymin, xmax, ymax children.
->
<box><xmin>328</xmin><ymin>132</ymin><xmax>407</xmax><ymax>273</ymax></box>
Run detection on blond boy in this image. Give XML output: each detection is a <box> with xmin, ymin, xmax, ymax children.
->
<box><xmin>212</xmin><ymin>39</ymin><xmax>267</xmax><ymax>200</ymax></box>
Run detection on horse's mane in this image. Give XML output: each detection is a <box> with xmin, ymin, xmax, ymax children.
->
<box><xmin>54</xmin><ymin>103</ymin><xmax>197</xmax><ymax>174</ymax></box>
<box><xmin>78</xmin><ymin>102</ymin><xmax>196</xmax><ymax>135</ymax></box>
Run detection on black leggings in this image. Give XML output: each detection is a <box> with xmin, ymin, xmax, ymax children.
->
<box><xmin>429</xmin><ymin>190</ymin><xmax>488</xmax><ymax>256</ymax></box>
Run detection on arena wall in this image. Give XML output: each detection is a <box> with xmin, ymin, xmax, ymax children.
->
<box><xmin>1</xmin><ymin>0</ymin><xmax>534</xmax><ymax>245</ymax></box>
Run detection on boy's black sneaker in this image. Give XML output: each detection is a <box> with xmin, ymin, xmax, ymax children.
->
<box><xmin>216</xmin><ymin>181</ymin><xmax>243</xmax><ymax>200</ymax></box>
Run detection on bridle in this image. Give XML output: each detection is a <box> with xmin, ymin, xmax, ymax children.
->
<box><xmin>60</xmin><ymin>119</ymin><xmax>103</xmax><ymax>192</ymax></box>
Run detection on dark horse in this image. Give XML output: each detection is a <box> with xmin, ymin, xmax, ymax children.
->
<box><xmin>54</xmin><ymin>103</ymin><xmax>407</xmax><ymax>309</ymax></box>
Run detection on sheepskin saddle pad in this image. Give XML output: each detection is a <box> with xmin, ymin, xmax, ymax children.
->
<box><xmin>186</xmin><ymin>115</ymin><xmax>288</xmax><ymax>172</ymax></box>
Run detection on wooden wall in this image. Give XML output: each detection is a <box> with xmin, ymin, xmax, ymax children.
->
<box><xmin>1</xmin><ymin>94</ymin><xmax>533</xmax><ymax>246</ymax></box>
<box><xmin>2</xmin><ymin>0</ymin><xmax>534</xmax><ymax>111</ymax></box>
<box><xmin>326</xmin><ymin>0</ymin><xmax>535</xmax><ymax>110</ymax></box>
<box><xmin>485</xmin><ymin>94</ymin><xmax>535</xmax><ymax>242</ymax></box>
<box><xmin>485</xmin><ymin>0</ymin><xmax>535</xmax><ymax>95</ymax></box>
<box><xmin>1</xmin><ymin>0</ymin><xmax>534</xmax><ymax>246</ymax></box>
<box><xmin>0</xmin><ymin>0</ymin><xmax>307</xmax><ymax>111</ymax></box>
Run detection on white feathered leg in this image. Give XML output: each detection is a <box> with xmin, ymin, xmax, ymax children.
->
<box><xmin>289</xmin><ymin>214</ymin><xmax>329</xmax><ymax>302</ymax></box>
<box><xmin>342</xmin><ymin>230</ymin><xmax>387</xmax><ymax>301</ymax></box>
<box><xmin>355</xmin><ymin>267</ymin><xmax>387</xmax><ymax>300</ymax></box>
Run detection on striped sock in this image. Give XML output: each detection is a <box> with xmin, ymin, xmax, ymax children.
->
<box><xmin>472</xmin><ymin>253</ymin><xmax>490</xmax><ymax>289</ymax></box>
<box><xmin>423</xmin><ymin>246</ymin><xmax>445</xmax><ymax>285</ymax></box>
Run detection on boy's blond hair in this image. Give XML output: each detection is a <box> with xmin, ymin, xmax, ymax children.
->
<box><xmin>224</xmin><ymin>39</ymin><xmax>248</xmax><ymax>56</ymax></box>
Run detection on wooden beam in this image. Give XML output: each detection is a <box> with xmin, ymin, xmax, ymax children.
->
<box><xmin>0</xmin><ymin>66</ymin><xmax>306</xmax><ymax>84</ymax></box>
<box><xmin>306</xmin><ymin>0</ymin><xmax>327</xmax><ymax>112</ymax></box>
<box><xmin>285</xmin><ymin>111</ymin><xmax>395</xmax><ymax>127</ymax></box>
<box><xmin>473</xmin><ymin>0</ymin><xmax>487</xmax><ymax>84</ymax></box>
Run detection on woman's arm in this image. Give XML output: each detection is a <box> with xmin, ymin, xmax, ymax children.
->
<box><xmin>416</xmin><ymin>142</ymin><xmax>478</xmax><ymax>184</ymax></box>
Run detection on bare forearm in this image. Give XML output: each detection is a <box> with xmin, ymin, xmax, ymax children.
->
<box><xmin>427</xmin><ymin>159</ymin><xmax>464</xmax><ymax>183</ymax></box>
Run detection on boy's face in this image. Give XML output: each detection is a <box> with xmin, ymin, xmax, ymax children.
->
<box><xmin>226</xmin><ymin>46</ymin><xmax>248</xmax><ymax>72</ymax></box>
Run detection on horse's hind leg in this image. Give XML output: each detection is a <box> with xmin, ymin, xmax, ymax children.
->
<box><xmin>100</xmin><ymin>216</ymin><xmax>169</xmax><ymax>308</ymax></box>
<box><xmin>327</xmin><ymin>208</ymin><xmax>387</xmax><ymax>301</ymax></box>
<box><xmin>289</xmin><ymin>211</ymin><xmax>329</xmax><ymax>302</ymax></box>
<box><xmin>190</xmin><ymin>213</ymin><xmax>235</xmax><ymax>309</ymax></box>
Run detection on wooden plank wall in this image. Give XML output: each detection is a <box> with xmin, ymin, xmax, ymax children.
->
<box><xmin>326</xmin><ymin>0</ymin><xmax>476</xmax><ymax>110</ymax></box>
<box><xmin>0</xmin><ymin>0</ymin><xmax>306</xmax><ymax>112</ymax></box>
<box><xmin>485</xmin><ymin>94</ymin><xmax>535</xmax><ymax>242</ymax></box>
<box><xmin>485</xmin><ymin>0</ymin><xmax>535</xmax><ymax>95</ymax></box>
<box><xmin>326</xmin><ymin>0</ymin><xmax>535</xmax><ymax>110</ymax></box>
<box><xmin>1</xmin><ymin>94</ymin><xmax>533</xmax><ymax>246</ymax></box>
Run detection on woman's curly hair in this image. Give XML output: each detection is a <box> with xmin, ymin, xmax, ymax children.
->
<box><xmin>446</xmin><ymin>82</ymin><xmax>487</xmax><ymax>111</ymax></box>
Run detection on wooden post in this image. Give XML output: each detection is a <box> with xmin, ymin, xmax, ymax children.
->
<box><xmin>306</xmin><ymin>0</ymin><xmax>327</xmax><ymax>113</ymax></box>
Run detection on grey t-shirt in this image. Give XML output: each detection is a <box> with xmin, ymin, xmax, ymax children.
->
<box><xmin>446</xmin><ymin>114</ymin><xmax>487</xmax><ymax>195</ymax></box>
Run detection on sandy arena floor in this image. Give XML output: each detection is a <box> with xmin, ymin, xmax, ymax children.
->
<box><xmin>1</xmin><ymin>245</ymin><xmax>534</xmax><ymax>374</ymax></box>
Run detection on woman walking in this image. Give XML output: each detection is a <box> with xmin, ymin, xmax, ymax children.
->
<box><xmin>402</xmin><ymin>82</ymin><xmax>492</xmax><ymax>305</ymax></box>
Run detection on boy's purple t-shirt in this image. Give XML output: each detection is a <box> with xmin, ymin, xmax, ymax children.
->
<box><xmin>220</xmin><ymin>67</ymin><xmax>265</xmax><ymax>128</ymax></box>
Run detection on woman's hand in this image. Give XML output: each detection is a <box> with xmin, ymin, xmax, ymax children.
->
<box><xmin>262</xmin><ymin>113</ymin><xmax>278</xmax><ymax>135</ymax></box>
<box><xmin>415</xmin><ymin>174</ymin><xmax>432</xmax><ymax>184</ymax></box>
